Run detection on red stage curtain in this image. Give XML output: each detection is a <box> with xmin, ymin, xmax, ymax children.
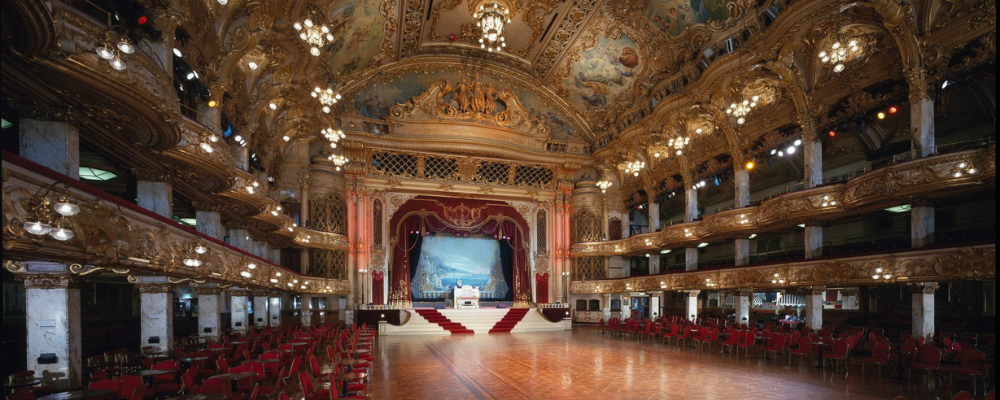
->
<box><xmin>388</xmin><ymin>196</ymin><xmax>532</xmax><ymax>305</ymax></box>
<box><xmin>372</xmin><ymin>271</ymin><xmax>384</xmax><ymax>305</ymax></box>
<box><xmin>535</xmin><ymin>273</ymin><xmax>549</xmax><ymax>304</ymax></box>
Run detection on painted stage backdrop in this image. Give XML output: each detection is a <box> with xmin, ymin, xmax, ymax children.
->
<box><xmin>410</xmin><ymin>236</ymin><xmax>509</xmax><ymax>300</ymax></box>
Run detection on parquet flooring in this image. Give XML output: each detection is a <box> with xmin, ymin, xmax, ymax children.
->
<box><xmin>366</xmin><ymin>328</ymin><xmax>975</xmax><ymax>400</ymax></box>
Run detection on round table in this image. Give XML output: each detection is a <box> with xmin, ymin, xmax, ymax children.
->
<box><xmin>332</xmin><ymin>372</ymin><xmax>367</xmax><ymax>397</ymax></box>
<box><xmin>230</xmin><ymin>341</ymin><xmax>249</xmax><ymax>346</ymax></box>
<box><xmin>337</xmin><ymin>358</ymin><xmax>368</xmax><ymax>372</ymax></box>
<box><xmin>176</xmin><ymin>357</ymin><xmax>208</xmax><ymax>367</ymax></box>
<box><xmin>286</xmin><ymin>342</ymin><xmax>308</xmax><ymax>347</ymax></box>
<box><xmin>244</xmin><ymin>359</ymin><xmax>279</xmax><ymax>365</ymax></box>
<box><xmin>38</xmin><ymin>390</ymin><xmax>113</xmax><ymax>400</ymax></box>
<box><xmin>139</xmin><ymin>369</ymin><xmax>175</xmax><ymax>388</ymax></box>
<box><xmin>209</xmin><ymin>372</ymin><xmax>254</xmax><ymax>392</ymax></box>
<box><xmin>166</xmin><ymin>394</ymin><xmax>226</xmax><ymax>400</ymax></box>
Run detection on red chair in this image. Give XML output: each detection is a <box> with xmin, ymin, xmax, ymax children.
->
<box><xmin>789</xmin><ymin>336</ymin><xmax>812</xmax><ymax>366</ymax></box>
<box><xmin>9</xmin><ymin>390</ymin><xmax>35</xmax><ymax>400</ymax></box>
<box><xmin>87</xmin><ymin>379</ymin><xmax>121</xmax><ymax>400</ymax></box>
<box><xmin>661</xmin><ymin>324</ymin><xmax>679</xmax><ymax>344</ymax></box>
<box><xmin>951</xmin><ymin>347</ymin><xmax>989</xmax><ymax>394</ymax></box>
<box><xmin>823</xmin><ymin>338</ymin><xmax>850</xmax><ymax>372</ymax></box>
<box><xmin>698</xmin><ymin>328</ymin><xmax>719</xmax><ymax>352</ymax></box>
<box><xmin>298</xmin><ymin>372</ymin><xmax>331</xmax><ymax>400</ymax></box>
<box><xmin>118</xmin><ymin>375</ymin><xmax>154</xmax><ymax>400</ymax></box>
<box><xmin>675</xmin><ymin>325</ymin><xmax>693</xmax><ymax>348</ymax></box>
<box><xmin>909</xmin><ymin>344</ymin><xmax>942</xmax><ymax>384</ymax></box>
<box><xmin>736</xmin><ymin>330</ymin><xmax>756</xmax><ymax>359</ymax></box>
<box><xmin>862</xmin><ymin>341</ymin><xmax>891</xmax><ymax>377</ymax></box>
<box><xmin>721</xmin><ymin>329</ymin><xmax>741</xmax><ymax>354</ymax></box>
<box><xmin>953</xmin><ymin>391</ymin><xmax>973</xmax><ymax>400</ymax></box>
<box><xmin>764</xmin><ymin>333</ymin><xmax>786</xmax><ymax>362</ymax></box>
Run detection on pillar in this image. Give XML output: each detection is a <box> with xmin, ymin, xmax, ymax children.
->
<box><xmin>805</xmin><ymin>224</ymin><xmax>824</xmax><ymax>259</ymax></box>
<box><xmin>230</xmin><ymin>289</ymin><xmax>249</xmax><ymax>332</ymax></box>
<box><xmin>650</xmin><ymin>291</ymin><xmax>662</xmax><ymax>319</ymax></box>
<box><xmin>685</xmin><ymin>290</ymin><xmax>700</xmax><ymax>321</ymax></box>
<box><xmin>195</xmin><ymin>286</ymin><xmax>222</xmax><ymax>340</ymax></box>
<box><xmin>228</xmin><ymin>224</ymin><xmax>249</xmax><ymax>251</ymax></box>
<box><xmin>648</xmin><ymin>200</ymin><xmax>660</xmax><ymax>232</ymax></box>
<box><xmin>19</xmin><ymin>118</ymin><xmax>79</xmax><ymax>179</ymax></box>
<box><xmin>649</xmin><ymin>255</ymin><xmax>661</xmax><ymax>274</ymax></box>
<box><xmin>20</xmin><ymin>265</ymin><xmax>82</xmax><ymax>388</ymax></box>
<box><xmin>684</xmin><ymin>188</ymin><xmax>698</xmax><ymax>222</ymax></box>
<box><xmin>300</xmin><ymin>295</ymin><xmax>312</xmax><ymax>327</ymax></box>
<box><xmin>734</xmin><ymin>164</ymin><xmax>750</xmax><ymax>266</ymax></box>
<box><xmin>133</xmin><ymin>169</ymin><xmax>172</xmax><ymax>218</ymax></box>
<box><xmin>736</xmin><ymin>288</ymin><xmax>752</xmax><ymax>327</ymax></box>
<box><xmin>232</xmin><ymin>143</ymin><xmax>249</xmax><ymax>171</ymax></box>
<box><xmin>192</xmin><ymin>202</ymin><xmax>223</xmax><ymax>240</ymax></box>
<box><xmin>137</xmin><ymin>280</ymin><xmax>175</xmax><ymax>353</ymax></box>
<box><xmin>621</xmin><ymin>209</ymin><xmax>631</xmax><ymax>239</ymax></box>
<box><xmin>802</xmin><ymin>119</ymin><xmax>825</xmax><ymax>259</ymax></box>
<box><xmin>911</xmin><ymin>283</ymin><xmax>938</xmax><ymax>341</ymax></box>
<box><xmin>299</xmin><ymin>170</ymin><xmax>310</xmax><ymax>274</ymax></box>
<box><xmin>906</xmin><ymin>68</ymin><xmax>936</xmax><ymax>157</ymax></box>
<box><xmin>601</xmin><ymin>293</ymin><xmax>611</xmax><ymax>320</ymax></box>
<box><xmin>685</xmin><ymin>248</ymin><xmax>698</xmax><ymax>271</ymax></box>
<box><xmin>253</xmin><ymin>292</ymin><xmax>268</xmax><ymax>327</ymax></box>
<box><xmin>268</xmin><ymin>293</ymin><xmax>282</xmax><ymax>327</ymax></box>
<box><xmin>805</xmin><ymin>286</ymin><xmax>825</xmax><ymax>331</ymax></box>
<box><xmin>911</xmin><ymin>197</ymin><xmax>935</xmax><ymax>248</ymax></box>
<box><xmin>840</xmin><ymin>288</ymin><xmax>859</xmax><ymax>311</ymax></box>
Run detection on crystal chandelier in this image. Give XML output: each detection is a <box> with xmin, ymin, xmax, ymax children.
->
<box><xmin>322</xmin><ymin>127</ymin><xmax>345</xmax><ymax>147</ymax></box>
<box><xmin>596</xmin><ymin>180</ymin><xmax>613</xmax><ymax>193</ymax></box>
<box><xmin>328</xmin><ymin>153</ymin><xmax>349</xmax><ymax>171</ymax></box>
<box><xmin>668</xmin><ymin>136</ymin><xmax>690</xmax><ymax>156</ymax></box>
<box><xmin>312</xmin><ymin>87</ymin><xmax>341</xmax><ymax>113</ymax></box>
<box><xmin>726</xmin><ymin>92</ymin><xmax>759</xmax><ymax>125</ymax></box>
<box><xmin>474</xmin><ymin>2</ymin><xmax>511</xmax><ymax>52</ymax></box>
<box><xmin>818</xmin><ymin>17</ymin><xmax>863</xmax><ymax>73</ymax></box>
<box><xmin>623</xmin><ymin>160</ymin><xmax>645</xmax><ymax>177</ymax></box>
<box><xmin>294</xmin><ymin>17</ymin><xmax>334</xmax><ymax>56</ymax></box>
<box><xmin>22</xmin><ymin>194</ymin><xmax>80</xmax><ymax>241</ymax></box>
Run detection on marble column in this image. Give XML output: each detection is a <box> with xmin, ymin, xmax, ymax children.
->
<box><xmin>840</xmin><ymin>288</ymin><xmax>860</xmax><ymax>311</ymax></box>
<box><xmin>648</xmin><ymin>201</ymin><xmax>660</xmax><ymax>232</ymax></box>
<box><xmin>621</xmin><ymin>210</ymin><xmax>630</xmax><ymax>239</ymax></box>
<box><xmin>195</xmin><ymin>286</ymin><xmax>222</xmax><ymax>340</ymax></box>
<box><xmin>911</xmin><ymin>283</ymin><xmax>939</xmax><ymax>341</ymax></box>
<box><xmin>268</xmin><ymin>293</ymin><xmax>282</xmax><ymax>327</ymax></box>
<box><xmin>133</xmin><ymin>169</ymin><xmax>173</xmax><ymax>218</ymax></box>
<box><xmin>601</xmin><ymin>293</ymin><xmax>611</xmax><ymax>320</ymax></box>
<box><xmin>19</xmin><ymin>118</ymin><xmax>80</xmax><ymax>179</ymax></box>
<box><xmin>649</xmin><ymin>255</ymin><xmax>660</xmax><ymax>275</ymax></box>
<box><xmin>253</xmin><ymin>292</ymin><xmax>268</xmax><ymax>328</ymax></box>
<box><xmin>734</xmin><ymin>165</ymin><xmax>751</xmax><ymax>266</ymax></box>
<box><xmin>300</xmin><ymin>295</ymin><xmax>312</xmax><ymax>327</ymax></box>
<box><xmin>138</xmin><ymin>281</ymin><xmax>175</xmax><ymax>353</ymax></box>
<box><xmin>805</xmin><ymin>286</ymin><xmax>825</xmax><ymax>330</ymax></box>
<box><xmin>228</xmin><ymin>224</ymin><xmax>249</xmax><ymax>251</ymax></box>
<box><xmin>650</xmin><ymin>291</ymin><xmax>662</xmax><ymax>319</ymax></box>
<box><xmin>192</xmin><ymin>203</ymin><xmax>223</xmax><ymax>240</ymax></box>
<box><xmin>906</xmin><ymin>69</ymin><xmax>936</xmax><ymax>157</ymax></box>
<box><xmin>911</xmin><ymin>198</ymin><xmax>935</xmax><ymax>248</ymax></box>
<box><xmin>230</xmin><ymin>289</ymin><xmax>249</xmax><ymax>332</ymax></box>
<box><xmin>685</xmin><ymin>248</ymin><xmax>698</xmax><ymax>271</ymax></box>
<box><xmin>805</xmin><ymin>224</ymin><xmax>824</xmax><ymax>259</ymax></box>
<box><xmin>233</xmin><ymin>143</ymin><xmax>249</xmax><ymax>171</ymax></box>
<box><xmin>684</xmin><ymin>187</ymin><xmax>698</xmax><ymax>222</ymax></box>
<box><xmin>685</xmin><ymin>290</ymin><xmax>700</xmax><ymax>321</ymax></box>
<box><xmin>802</xmin><ymin>127</ymin><xmax>823</xmax><ymax>189</ymax></box>
<box><xmin>22</xmin><ymin>269</ymin><xmax>82</xmax><ymax>389</ymax></box>
<box><xmin>736</xmin><ymin>288</ymin><xmax>752</xmax><ymax>327</ymax></box>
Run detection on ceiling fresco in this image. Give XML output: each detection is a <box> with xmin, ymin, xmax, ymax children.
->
<box><xmin>646</xmin><ymin>0</ymin><xmax>733</xmax><ymax>35</ymax></box>
<box><xmin>321</xmin><ymin>0</ymin><xmax>390</xmax><ymax>76</ymax></box>
<box><xmin>562</xmin><ymin>33</ymin><xmax>642</xmax><ymax>111</ymax></box>
<box><xmin>351</xmin><ymin>70</ymin><xmax>578</xmax><ymax>140</ymax></box>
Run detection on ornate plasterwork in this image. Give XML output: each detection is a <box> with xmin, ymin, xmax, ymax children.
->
<box><xmin>570</xmin><ymin>245</ymin><xmax>996</xmax><ymax>294</ymax></box>
<box><xmin>389</xmin><ymin>79</ymin><xmax>549</xmax><ymax>136</ymax></box>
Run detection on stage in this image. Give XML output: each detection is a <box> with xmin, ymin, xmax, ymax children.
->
<box><xmin>378</xmin><ymin>307</ymin><xmax>571</xmax><ymax>335</ymax></box>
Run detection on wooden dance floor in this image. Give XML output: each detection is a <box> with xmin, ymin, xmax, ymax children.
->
<box><xmin>367</xmin><ymin>328</ymin><xmax>958</xmax><ymax>400</ymax></box>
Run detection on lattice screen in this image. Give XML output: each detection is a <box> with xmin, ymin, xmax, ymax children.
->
<box><xmin>513</xmin><ymin>165</ymin><xmax>554</xmax><ymax>188</ymax></box>
<box><xmin>370</xmin><ymin>152</ymin><xmax>418</xmax><ymax>177</ymax></box>
<box><xmin>573</xmin><ymin>257</ymin><xmax>605</xmax><ymax>281</ymax></box>
<box><xmin>372</xmin><ymin>198</ymin><xmax>384</xmax><ymax>248</ymax></box>
<box><xmin>536</xmin><ymin>209</ymin><xmax>547</xmax><ymax>252</ymax></box>
<box><xmin>424</xmin><ymin>157</ymin><xmax>459</xmax><ymax>180</ymax></box>
<box><xmin>571</xmin><ymin>209</ymin><xmax>603</xmax><ymax>243</ymax></box>
<box><xmin>474</xmin><ymin>161</ymin><xmax>510</xmax><ymax>185</ymax></box>
<box><xmin>311</xmin><ymin>249</ymin><xmax>347</xmax><ymax>279</ymax></box>
<box><xmin>310</xmin><ymin>192</ymin><xmax>347</xmax><ymax>234</ymax></box>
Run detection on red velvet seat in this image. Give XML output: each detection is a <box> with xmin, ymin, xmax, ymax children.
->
<box><xmin>862</xmin><ymin>341</ymin><xmax>891</xmax><ymax>377</ymax></box>
<box><xmin>909</xmin><ymin>344</ymin><xmax>941</xmax><ymax>384</ymax></box>
<box><xmin>789</xmin><ymin>336</ymin><xmax>812</xmax><ymax>366</ymax></box>
<box><xmin>823</xmin><ymin>338</ymin><xmax>850</xmax><ymax>372</ymax></box>
<box><xmin>951</xmin><ymin>347</ymin><xmax>988</xmax><ymax>394</ymax></box>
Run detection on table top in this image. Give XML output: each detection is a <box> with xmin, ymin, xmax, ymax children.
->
<box><xmin>332</xmin><ymin>372</ymin><xmax>366</xmax><ymax>381</ymax></box>
<box><xmin>139</xmin><ymin>369</ymin><xmax>175</xmax><ymax>376</ymax></box>
<box><xmin>209</xmin><ymin>372</ymin><xmax>254</xmax><ymax>381</ymax></box>
<box><xmin>230</xmin><ymin>341</ymin><xmax>249</xmax><ymax>345</ymax></box>
<box><xmin>38</xmin><ymin>390</ymin><xmax>114</xmax><ymax>400</ymax></box>
<box><xmin>344</xmin><ymin>349</ymin><xmax>370</xmax><ymax>354</ymax></box>
<box><xmin>6</xmin><ymin>379</ymin><xmax>43</xmax><ymax>389</ymax></box>
<box><xmin>244</xmin><ymin>359</ymin><xmax>279</xmax><ymax>364</ymax></box>
<box><xmin>166</xmin><ymin>394</ymin><xmax>226</xmax><ymax>400</ymax></box>
<box><xmin>337</xmin><ymin>359</ymin><xmax>368</xmax><ymax>366</ymax></box>
<box><xmin>286</xmin><ymin>342</ymin><xmax>308</xmax><ymax>346</ymax></box>
<box><xmin>176</xmin><ymin>357</ymin><xmax>208</xmax><ymax>362</ymax></box>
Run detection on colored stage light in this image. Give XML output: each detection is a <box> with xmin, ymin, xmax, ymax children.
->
<box><xmin>888</xmin><ymin>106</ymin><xmax>898</xmax><ymax>114</ymax></box>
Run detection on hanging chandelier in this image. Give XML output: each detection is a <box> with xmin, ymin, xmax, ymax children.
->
<box><xmin>312</xmin><ymin>87</ymin><xmax>341</xmax><ymax>113</ymax></box>
<box><xmin>328</xmin><ymin>153</ymin><xmax>349</xmax><ymax>171</ymax></box>
<box><xmin>95</xmin><ymin>30</ymin><xmax>135</xmax><ymax>71</ymax></box>
<box><xmin>623</xmin><ymin>160</ymin><xmax>645</xmax><ymax>177</ymax></box>
<box><xmin>322</xmin><ymin>127</ymin><xmax>345</xmax><ymax>147</ymax></box>
<box><xmin>596</xmin><ymin>180</ymin><xmax>613</xmax><ymax>193</ymax></box>
<box><xmin>726</xmin><ymin>92</ymin><xmax>759</xmax><ymax>125</ymax></box>
<box><xmin>668</xmin><ymin>136</ymin><xmax>690</xmax><ymax>156</ymax></box>
<box><xmin>474</xmin><ymin>1</ymin><xmax>511</xmax><ymax>52</ymax></box>
<box><xmin>818</xmin><ymin>37</ymin><xmax>862</xmax><ymax>73</ymax></box>
<box><xmin>294</xmin><ymin>17</ymin><xmax>334</xmax><ymax>56</ymax></box>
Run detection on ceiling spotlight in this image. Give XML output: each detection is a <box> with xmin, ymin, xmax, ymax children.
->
<box><xmin>877</xmin><ymin>112</ymin><xmax>885</xmax><ymax>120</ymax></box>
<box><xmin>207</xmin><ymin>100</ymin><xmax>217</xmax><ymax>108</ymax></box>
<box><xmin>269</xmin><ymin>103</ymin><xmax>277</xmax><ymax>110</ymax></box>
<box><xmin>745</xmin><ymin>161</ymin><xmax>754</xmax><ymax>170</ymax></box>
<box><xmin>173</xmin><ymin>48</ymin><xmax>182</xmax><ymax>57</ymax></box>
<box><xmin>247</xmin><ymin>61</ymin><xmax>258</xmax><ymax>70</ymax></box>
<box><xmin>282</xmin><ymin>135</ymin><xmax>290</xmax><ymax>142</ymax></box>
<box><xmin>888</xmin><ymin>106</ymin><xmax>898</xmax><ymax>114</ymax></box>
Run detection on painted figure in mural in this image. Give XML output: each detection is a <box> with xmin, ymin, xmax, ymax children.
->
<box><xmin>571</xmin><ymin>37</ymin><xmax>638</xmax><ymax>108</ymax></box>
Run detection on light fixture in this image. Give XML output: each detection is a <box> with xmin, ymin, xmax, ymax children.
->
<box><xmin>173</xmin><ymin>48</ymin><xmax>182</xmax><ymax>57</ymax></box>
<box><xmin>247</xmin><ymin>61</ymin><xmax>258</xmax><ymax>70</ymax></box>
<box><xmin>23</xmin><ymin>194</ymin><xmax>78</xmax><ymax>241</ymax></box>
<box><xmin>217</xmin><ymin>0</ymin><xmax>228</xmax><ymax>5</ymax></box>
<box><xmin>312</xmin><ymin>87</ymin><xmax>341</xmax><ymax>113</ymax></box>
<box><xmin>240</xmin><ymin>271</ymin><xmax>252</xmax><ymax>278</ymax></box>
<box><xmin>952</xmin><ymin>162</ymin><xmax>978</xmax><ymax>178</ymax></box>
<box><xmin>270</xmin><ymin>278</ymin><xmax>279</xmax><ymax>283</ymax></box>
<box><xmin>770</xmin><ymin>273</ymin><xmax>786</xmax><ymax>285</ymax></box>
<box><xmin>269</xmin><ymin>103</ymin><xmax>277</xmax><ymax>110</ymax></box>
<box><xmin>294</xmin><ymin>16</ymin><xmax>334</xmax><ymax>56</ymax></box>
<box><xmin>184</xmin><ymin>258</ymin><xmax>202</xmax><ymax>267</ymax></box>
<box><xmin>738</xmin><ymin>214</ymin><xmax>750</xmax><ymax>224</ymax></box>
<box><xmin>660</xmin><ymin>249</ymin><xmax>672</xmax><ymax>254</ymax></box>
<box><xmin>282</xmin><ymin>135</ymin><xmax>290</xmax><ymax>142</ymax></box>
<box><xmin>80</xmin><ymin>167</ymin><xmax>118</xmax><ymax>181</ymax></box>
<box><xmin>818</xmin><ymin>25</ymin><xmax>862</xmax><ymax>73</ymax></box>
<box><xmin>697</xmin><ymin>242</ymin><xmax>709</xmax><ymax>248</ymax></box>
<box><xmin>748</xmin><ymin>233</ymin><xmax>757</xmax><ymax>239</ymax></box>
<box><xmin>54</xmin><ymin>196</ymin><xmax>81</xmax><ymax>217</ymax></box>
<box><xmin>116</xmin><ymin>39</ymin><xmax>135</xmax><ymax>54</ymax></box>
<box><xmin>321</xmin><ymin>127</ymin><xmax>345</xmax><ymax>145</ymax></box>
<box><xmin>474</xmin><ymin>1</ymin><xmax>511</xmax><ymax>52</ymax></box>
<box><xmin>328</xmin><ymin>153</ymin><xmax>349</xmax><ymax>171</ymax></box>
<box><xmin>623</xmin><ymin>160</ymin><xmax>645</xmax><ymax>177</ymax></box>
<box><xmin>820</xmin><ymin>195</ymin><xmax>837</xmax><ymax>207</ymax></box>
<box><xmin>705</xmin><ymin>278</ymin><xmax>717</xmax><ymax>287</ymax></box>
<box><xmin>745</xmin><ymin>161</ymin><xmax>755</xmax><ymax>170</ymax></box>
<box><xmin>207</xmin><ymin>100</ymin><xmax>218</xmax><ymax>108</ymax></box>
<box><xmin>596</xmin><ymin>180</ymin><xmax>613</xmax><ymax>193</ymax></box>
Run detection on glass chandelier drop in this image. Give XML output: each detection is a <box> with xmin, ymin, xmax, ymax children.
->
<box><xmin>474</xmin><ymin>2</ymin><xmax>511</xmax><ymax>52</ymax></box>
<box><xmin>294</xmin><ymin>17</ymin><xmax>334</xmax><ymax>57</ymax></box>
<box><xmin>312</xmin><ymin>87</ymin><xmax>341</xmax><ymax>113</ymax></box>
<box><xmin>322</xmin><ymin>127</ymin><xmax>345</xmax><ymax>147</ymax></box>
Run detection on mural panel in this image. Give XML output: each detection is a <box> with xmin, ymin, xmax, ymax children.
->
<box><xmin>353</xmin><ymin>71</ymin><xmax>578</xmax><ymax>140</ymax></box>
<box><xmin>646</xmin><ymin>0</ymin><xmax>732</xmax><ymax>36</ymax></box>
<box><xmin>324</xmin><ymin>0</ymin><xmax>387</xmax><ymax>76</ymax></box>
<box><xmin>563</xmin><ymin>33</ymin><xmax>641</xmax><ymax>111</ymax></box>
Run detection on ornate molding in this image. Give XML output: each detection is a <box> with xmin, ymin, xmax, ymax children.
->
<box><xmin>137</xmin><ymin>283</ymin><xmax>175</xmax><ymax>293</ymax></box>
<box><xmin>19</xmin><ymin>273</ymin><xmax>79</xmax><ymax>289</ymax></box>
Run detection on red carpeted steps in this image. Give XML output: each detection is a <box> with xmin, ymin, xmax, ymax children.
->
<box><xmin>489</xmin><ymin>308</ymin><xmax>530</xmax><ymax>333</ymax></box>
<box><xmin>413</xmin><ymin>309</ymin><xmax>474</xmax><ymax>334</ymax></box>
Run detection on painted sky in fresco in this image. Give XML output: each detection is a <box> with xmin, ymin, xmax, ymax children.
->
<box><xmin>563</xmin><ymin>34</ymin><xmax>641</xmax><ymax>111</ymax></box>
<box><xmin>646</xmin><ymin>0</ymin><xmax>732</xmax><ymax>36</ymax></box>
<box><xmin>353</xmin><ymin>71</ymin><xmax>578</xmax><ymax>140</ymax></box>
<box><xmin>323</xmin><ymin>0</ymin><xmax>386</xmax><ymax>76</ymax></box>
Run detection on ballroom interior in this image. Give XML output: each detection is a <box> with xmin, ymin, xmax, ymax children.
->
<box><xmin>1</xmin><ymin>0</ymin><xmax>996</xmax><ymax>399</ymax></box>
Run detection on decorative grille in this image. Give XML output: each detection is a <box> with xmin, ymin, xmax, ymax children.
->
<box><xmin>474</xmin><ymin>161</ymin><xmax>510</xmax><ymax>185</ymax></box>
<box><xmin>370</xmin><ymin>152</ymin><xmax>418</xmax><ymax>178</ymax></box>
<box><xmin>571</xmin><ymin>209</ymin><xmax>603</xmax><ymax>243</ymax></box>
<box><xmin>423</xmin><ymin>157</ymin><xmax>459</xmax><ymax>180</ymax></box>
<box><xmin>513</xmin><ymin>166</ymin><xmax>554</xmax><ymax>188</ymax></box>
<box><xmin>311</xmin><ymin>249</ymin><xmax>347</xmax><ymax>279</ymax></box>
<box><xmin>372</xmin><ymin>198</ymin><xmax>384</xmax><ymax>248</ymax></box>
<box><xmin>573</xmin><ymin>257</ymin><xmax>605</xmax><ymax>281</ymax></box>
<box><xmin>536</xmin><ymin>209</ymin><xmax>547</xmax><ymax>252</ymax></box>
<box><xmin>309</xmin><ymin>192</ymin><xmax>347</xmax><ymax>234</ymax></box>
